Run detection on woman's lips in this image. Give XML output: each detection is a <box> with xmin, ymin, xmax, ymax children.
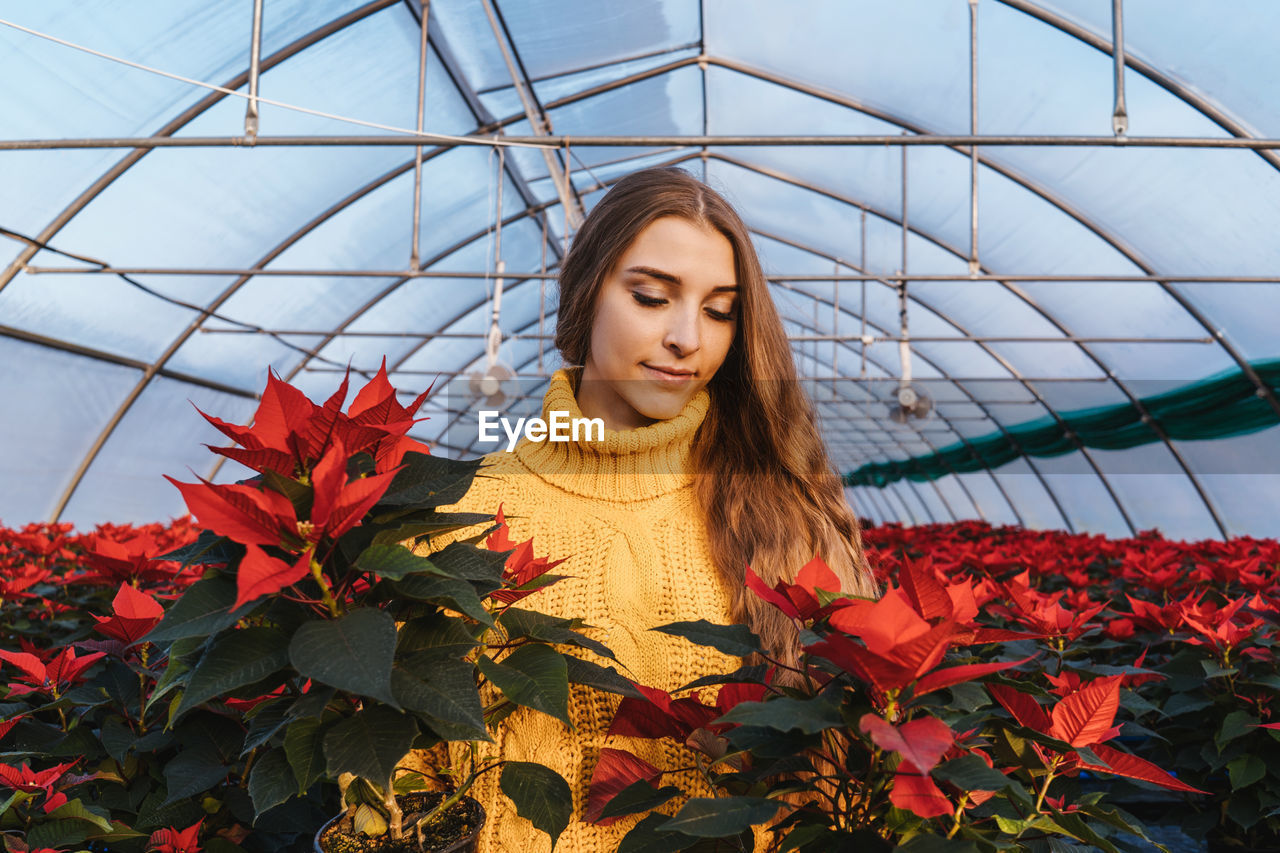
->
<box><xmin>642</xmin><ymin>363</ymin><xmax>695</xmax><ymax>384</ymax></box>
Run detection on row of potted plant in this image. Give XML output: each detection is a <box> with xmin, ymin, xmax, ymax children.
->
<box><xmin>1</xmin><ymin>366</ymin><xmax>1276</xmax><ymax>852</ymax></box>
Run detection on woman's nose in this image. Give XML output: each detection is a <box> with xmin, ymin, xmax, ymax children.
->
<box><xmin>662</xmin><ymin>307</ymin><xmax>701</xmax><ymax>357</ymax></box>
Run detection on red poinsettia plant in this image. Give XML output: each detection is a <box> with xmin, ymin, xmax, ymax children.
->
<box><xmin>587</xmin><ymin>554</ymin><xmax>1215</xmax><ymax>852</ymax></box>
<box><xmin>2</xmin><ymin>459</ymin><xmax>1276</xmax><ymax>851</ymax></box>
<box><xmin>142</xmin><ymin>362</ymin><xmax>624</xmax><ymax>852</ymax></box>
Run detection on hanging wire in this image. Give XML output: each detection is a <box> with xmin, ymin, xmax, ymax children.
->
<box><xmin>0</xmin><ymin>15</ymin><xmax>549</xmax><ymax>152</ymax></box>
<box><xmin>487</xmin><ymin>143</ymin><xmax>508</xmax><ymax>370</ymax></box>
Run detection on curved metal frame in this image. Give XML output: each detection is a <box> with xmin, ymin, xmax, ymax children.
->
<box><xmin>11</xmin><ymin>4</ymin><xmax>1269</xmax><ymax>534</ymax></box>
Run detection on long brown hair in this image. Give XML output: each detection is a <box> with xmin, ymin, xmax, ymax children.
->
<box><xmin>555</xmin><ymin>166</ymin><xmax>880</xmax><ymax>670</ymax></box>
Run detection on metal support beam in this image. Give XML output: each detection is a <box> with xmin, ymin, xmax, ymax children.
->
<box><xmin>473</xmin><ymin>41</ymin><xmax>702</xmax><ymax>95</ymax></box>
<box><xmin>7</xmin><ymin>133</ymin><xmax>1280</xmax><ymax>151</ymax></box>
<box><xmin>969</xmin><ymin>0</ymin><xmax>980</xmax><ymax>273</ymax></box>
<box><xmin>245</xmin><ymin>0</ymin><xmax>264</xmax><ymax>140</ymax></box>
<box><xmin>409</xmin><ymin>0</ymin><xmax>431</xmax><ymax>268</ymax></box>
<box><xmin>23</xmin><ymin>266</ymin><xmax>1280</xmax><ymax>284</ymax></box>
<box><xmin>1111</xmin><ymin>0</ymin><xmax>1127</xmax><ymax>135</ymax></box>
<box><xmin>999</xmin><ymin>0</ymin><xmax>1280</xmax><ymax>173</ymax></box>
<box><xmin>479</xmin><ymin>0</ymin><xmax>584</xmax><ymax>230</ymax></box>
<box><xmin>194</xmin><ymin>329</ymin><xmax>1215</xmax><ymax>344</ymax></box>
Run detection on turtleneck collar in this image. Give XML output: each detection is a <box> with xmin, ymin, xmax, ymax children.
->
<box><xmin>512</xmin><ymin>366</ymin><xmax>710</xmax><ymax>502</ymax></box>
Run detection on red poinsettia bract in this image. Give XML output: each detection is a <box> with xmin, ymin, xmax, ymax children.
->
<box><xmin>198</xmin><ymin>360</ymin><xmax>431</xmax><ymax>479</ymax></box>
<box><xmin>0</xmin><ymin>760</ymin><xmax>79</xmax><ymax>813</ymax></box>
<box><xmin>147</xmin><ymin>817</ymin><xmax>203</xmax><ymax>853</ymax></box>
<box><xmin>859</xmin><ymin>714</ymin><xmax>957</xmax><ymax>818</ymax></box>
<box><xmin>167</xmin><ymin>436</ymin><xmax>399</xmax><ymax>610</ymax></box>
<box><xmin>92</xmin><ymin>582</ymin><xmax>165</xmax><ymax>647</ymax></box>
<box><xmin>589</xmin><ymin>680</ymin><xmax>767</xmax><ymax>825</ymax></box>
<box><xmin>789</xmin><ymin>556</ymin><xmax>1033</xmax><ymax>702</ymax></box>
<box><xmin>484</xmin><ymin>504</ymin><xmax>569</xmax><ymax>605</ymax></box>
<box><xmin>988</xmin><ymin>676</ymin><xmax>1207</xmax><ymax>794</ymax></box>
<box><xmin>0</xmin><ymin>647</ymin><xmax>105</xmax><ymax>698</ymax></box>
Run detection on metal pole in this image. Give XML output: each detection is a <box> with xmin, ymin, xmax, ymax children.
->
<box><xmin>899</xmin><ymin>132</ymin><xmax>911</xmax><ymax>387</ymax></box>
<box><xmin>969</xmin><ymin>0</ymin><xmax>980</xmax><ymax>273</ymax></box>
<box><xmin>23</xmin><ymin>265</ymin><xmax>1280</xmax><ymax>284</ymax></box>
<box><xmin>409</xmin><ymin>0</ymin><xmax>431</xmax><ymax>268</ymax></box>
<box><xmin>194</xmin><ymin>329</ymin><xmax>1214</xmax><ymax>344</ymax></box>
<box><xmin>832</xmin><ymin>260</ymin><xmax>840</xmax><ymax>397</ymax></box>
<box><xmin>538</xmin><ymin>215</ymin><xmax>547</xmax><ymax>373</ymax></box>
<box><xmin>10</xmin><ymin>133</ymin><xmax>1280</xmax><ymax>151</ymax></box>
<box><xmin>563</xmin><ymin>141</ymin><xmax>572</xmax><ymax>254</ymax></box>
<box><xmin>479</xmin><ymin>0</ymin><xmax>583</xmax><ymax>230</ymax></box>
<box><xmin>315</xmin><ymin>367</ymin><xmax>1113</xmax><ymax>382</ymax></box>
<box><xmin>1112</xmin><ymin>0</ymin><xmax>1128</xmax><ymax>135</ymax></box>
<box><xmin>812</xmin><ymin>292</ymin><xmax>820</xmax><ymax>399</ymax></box>
<box><xmin>244</xmin><ymin>0</ymin><xmax>264</xmax><ymax>140</ymax></box>
<box><xmin>860</xmin><ymin>207</ymin><xmax>867</xmax><ymax>379</ymax></box>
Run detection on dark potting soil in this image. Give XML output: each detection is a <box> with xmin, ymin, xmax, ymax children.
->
<box><xmin>317</xmin><ymin>792</ymin><xmax>483</xmax><ymax>853</ymax></box>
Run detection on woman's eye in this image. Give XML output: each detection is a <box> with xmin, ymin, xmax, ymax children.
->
<box><xmin>632</xmin><ymin>290</ymin><xmax>734</xmax><ymax>321</ymax></box>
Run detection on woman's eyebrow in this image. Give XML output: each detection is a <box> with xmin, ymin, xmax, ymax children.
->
<box><xmin>625</xmin><ymin>265</ymin><xmax>738</xmax><ymax>292</ymax></box>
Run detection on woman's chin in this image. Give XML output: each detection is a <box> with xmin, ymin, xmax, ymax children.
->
<box><xmin>627</xmin><ymin>391</ymin><xmax>692</xmax><ymax>423</ymax></box>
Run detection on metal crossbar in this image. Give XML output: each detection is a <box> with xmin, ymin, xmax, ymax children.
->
<box><xmin>21</xmin><ymin>266</ymin><xmax>1280</xmax><ymax>283</ymax></box>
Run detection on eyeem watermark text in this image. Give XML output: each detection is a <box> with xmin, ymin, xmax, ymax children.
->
<box><xmin>478</xmin><ymin>410</ymin><xmax>605</xmax><ymax>452</ymax></box>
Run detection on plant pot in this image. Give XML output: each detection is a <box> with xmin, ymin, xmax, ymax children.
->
<box><xmin>314</xmin><ymin>791</ymin><xmax>486</xmax><ymax>853</ymax></box>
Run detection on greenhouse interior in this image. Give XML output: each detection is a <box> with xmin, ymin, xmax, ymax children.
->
<box><xmin>2</xmin><ymin>2</ymin><xmax>1279</xmax><ymax>853</ymax></box>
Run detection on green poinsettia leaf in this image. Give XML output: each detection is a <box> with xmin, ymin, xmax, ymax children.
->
<box><xmin>599</xmin><ymin>779</ymin><xmax>684</xmax><ymax>822</ymax></box>
<box><xmin>323</xmin><ymin>705</ymin><xmax>418</xmax><ymax>784</ymax></box>
<box><xmin>175</xmin><ymin>627</ymin><xmax>291</xmax><ymax>720</ymax></box>
<box><xmin>499</xmin><ymin>761</ymin><xmax>572</xmax><ymax>850</ymax></box>
<box><xmin>145</xmin><ymin>575</ymin><xmax>254</xmax><ymax>645</ymax></box>
<box><xmin>652</xmin><ymin>620</ymin><xmax>764</xmax><ymax>658</ymax></box>
<box><xmin>392</xmin><ymin>574</ymin><xmax>496</xmax><ymax>627</ymax></box>
<box><xmin>289</xmin><ymin>608</ymin><xmax>398</xmax><ymax>707</ymax></box>
<box><xmin>248</xmin><ymin>747</ymin><xmax>297</xmax><ymax>819</ymax></box>
<box><xmin>713</xmin><ymin>695</ymin><xmax>842</xmax><ymax>735</ymax></box>
<box><xmin>390</xmin><ymin>661</ymin><xmax>489</xmax><ymax>742</ymax></box>
<box><xmin>284</xmin><ymin>717</ymin><xmax>328</xmax><ymax>795</ymax></box>
<box><xmin>396</xmin><ymin>612</ymin><xmax>480</xmax><ymax>666</ymax></box>
<box><xmin>428</xmin><ymin>541</ymin><xmax>509</xmax><ymax>584</ymax></box>
<box><xmin>378</xmin><ymin>452</ymin><xmax>486</xmax><ymax>507</ymax></box>
<box><xmin>932</xmin><ymin>755</ymin><xmax>1017</xmax><ymax>793</ymax></box>
<box><xmin>500</xmin><ymin>607</ymin><xmax>617</xmax><ymax>662</ymax></box>
<box><xmin>477</xmin><ymin>644</ymin><xmax>570</xmax><ymax>727</ymax></box>
<box><xmin>564</xmin><ymin>655</ymin><xmax>642</xmax><ymax>698</ymax></box>
<box><xmin>353</xmin><ymin>544</ymin><xmax>444</xmax><ymax>581</ymax></box>
<box><xmin>659</xmin><ymin>796</ymin><xmax>778</xmax><ymax>837</ymax></box>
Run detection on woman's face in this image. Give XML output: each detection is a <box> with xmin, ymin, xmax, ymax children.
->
<box><xmin>577</xmin><ymin>215</ymin><xmax>739</xmax><ymax>431</ymax></box>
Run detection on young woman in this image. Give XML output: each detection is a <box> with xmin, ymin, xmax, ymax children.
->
<box><xmin>412</xmin><ymin>165</ymin><xmax>878</xmax><ymax>852</ymax></box>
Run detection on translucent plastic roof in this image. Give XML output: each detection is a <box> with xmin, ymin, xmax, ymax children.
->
<box><xmin>3</xmin><ymin>0</ymin><xmax>1279</xmax><ymax>539</ymax></box>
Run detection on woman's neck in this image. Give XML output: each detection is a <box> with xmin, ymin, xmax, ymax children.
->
<box><xmin>510</xmin><ymin>366</ymin><xmax>710</xmax><ymax>502</ymax></box>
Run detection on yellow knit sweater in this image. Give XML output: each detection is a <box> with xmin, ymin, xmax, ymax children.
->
<box><xmin>408</xmin><ymin>366</ymin><xmax>771</xmax><ymax>853</ymax></box>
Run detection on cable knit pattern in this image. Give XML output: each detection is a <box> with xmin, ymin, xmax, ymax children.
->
<box><xmin>407</xmin><ymin>367</ymin><xmax>770</xmax><ymax>853</ymax></box>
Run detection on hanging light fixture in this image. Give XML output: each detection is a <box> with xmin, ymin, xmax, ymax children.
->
<box><xmin>467</xmin><ymin>144</ymin><xmax>516</xmax><ymax>409</ymax></box>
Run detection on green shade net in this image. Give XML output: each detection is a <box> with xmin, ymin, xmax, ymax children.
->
<box><xmin>843</xmin><ymin>360</ymin><xmax>1280</xmax><ymax>489</ymax></box>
